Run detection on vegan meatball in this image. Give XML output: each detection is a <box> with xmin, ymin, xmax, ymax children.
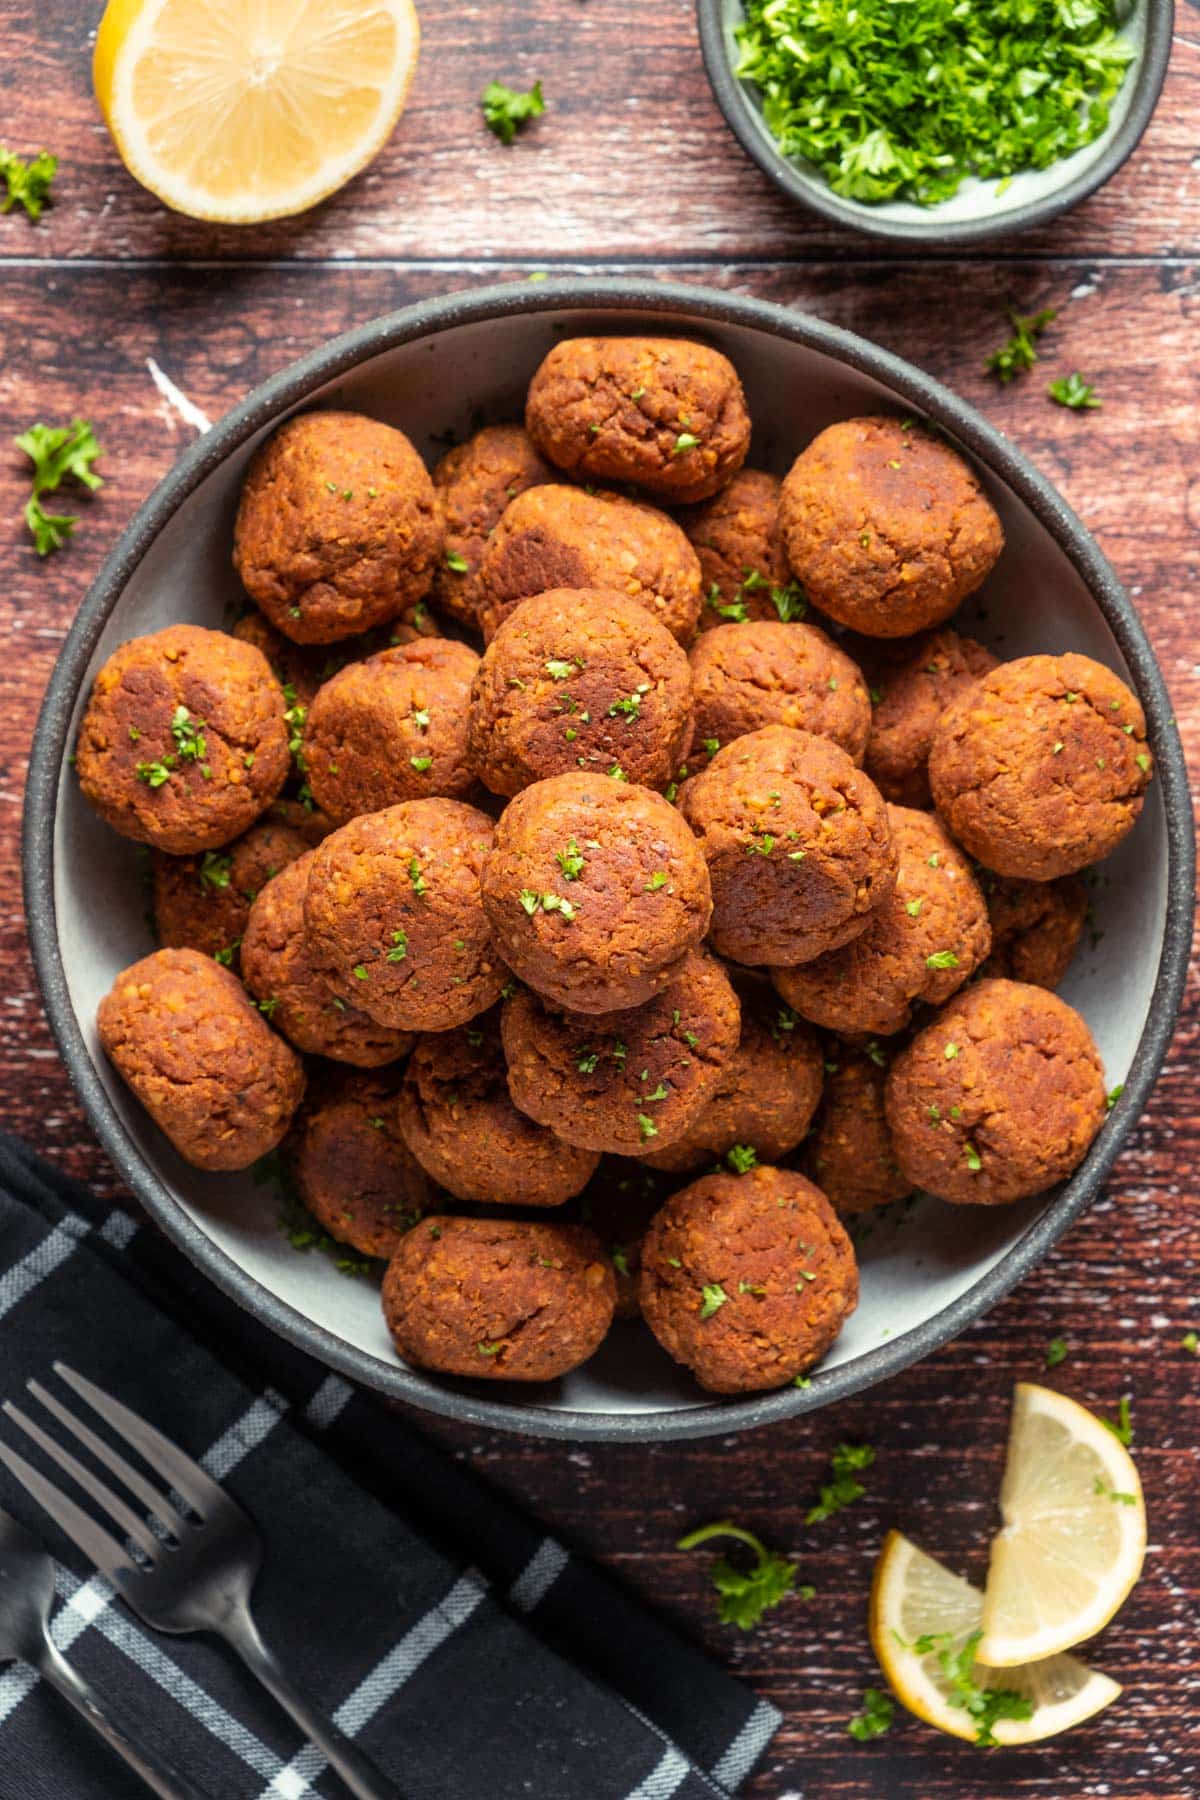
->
<box><xmin>772</xmin><ymin>806</ymin><xmax>990</xmax><ymax>1036</ymax></box>
<box><xmin>778</xmin><ymin>417</ymin><xmax>1004</xmax><ymax>637</ymax></box>
<box><xmin>928</xmin><ymin>653</ymin><xmax>1152</xmax><ymax>879</ymax></box>
<box><xmin>76</xmin><ymin>625</ymin><xmax>290</xmax><ymax>854</ymax></box>
<box><xmin>151</xmin><ymin>815</ymin><xmax>311</xmax><ymax>969</ymax></box>
<box><xmin>240</xmin><ymin>854</ymin><xmax>414</xmax><ymax>1064</ymax></box>
<box><xmin>525</xmin><ymin>336</ymin><xmax>750</xmax><ymax>503</ymax></box>
<box><xmin>303</xmin><ymin>798</ymin><xmax>505</xmax><ymax>1032</ymax></box>
<box><xmin>466</xmin><ymin>587</ymin><xmax>694</xmax><ymax>797</ymax></box>
<box><xmin>284</xmin><ymin>1067</ymin><xmax>430</xmax><ymax>1261</ymax></box>
<box><xmin>689</xmin><ymin>622</ymin><xmax>871</xmax><ymax>763</ymax></box>
<box><xmin>303</xmin><ymin>637</ymin><xmax>480</xmax><ymax>823</ymax></box>
<box><xmin>678</xmin><ymin>468</ymin><xmax>792</xmax><ymax>631</ymax></box>
<box><xmin>502</xmin><ymin>949</ymin><xmax>740</xmax><ymax>1155</ymax></box>
<box><xmin>641</xmin><ymin>984</ymin><xmax>824</xmax><ymax>1174</ymax></box>
<box><xmin>980</xmin><ymin>874</ymin><xmax>1089</xmax><ymax>989</ymax></box>
<box><xmin>480</xmin><ymin>771</ymin><xmax>712</xmax><ymax>1012</ymax></box>
<box><xmin>431</xmin><ymin>424</ymin><xmax>555</xmax><ymax>623</ymax></box>
<box><xmin>473</xmin><ymin>485</ymin><xmax>703</xmax><ymax>645</ymax></box>
<box><xmin>639</xmin><ymin>1165</ymin><xmax>858</xmax><ymax>1393</ymax></box>
<box><xmin>885</xmin><ymin>978</ymin><xmax>1107</xmax><ymax>1205</ymax></box>
<box><xmin>396</xmin><ymin>1011</ymin><xmax>599</xmax><ymax>1206</ymax></box>
<box><xmin>382</xmin><ymin>1216</ymin><xmax>616</xmax><ymax>1381</ymax></box>
<box><xmin>678</xmin><ymin>725</ymin><xmax>896</xmax><ymax>967</ymax></box>
<box><xmin>232</xmin><ymin>411</ymin><xmax>441</xmax><ymax>645</ymax></box>
<box><xmin>865</xmin><ymin>628</ymin><xmax>1000</xmax><ymax>807</ymax></box>
<box><xmin>803</xmin><ymin>1045</ymin><xmax>912</xmax><ymax>1215</ymax></box>
<box><xmin>97</xmin><ymin>947</ymin><xmax>304</xmax><ymax>1171</ymax></box>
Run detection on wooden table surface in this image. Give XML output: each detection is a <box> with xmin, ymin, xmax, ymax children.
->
<box><xmin>2</xmin><ymin>4</ymin><xmax>1199</xmax><ymax>1795</ymax></box>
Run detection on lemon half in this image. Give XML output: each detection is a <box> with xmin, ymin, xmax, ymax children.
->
<box><xmin>870</xmin><ymin>1529</ymin><xmax>1120</xmax><ymax>1747</ymax></box>
<box><xmin>94</xmin><ymin>0</ymin><xmax>420</xmax><ymax>223</ymax></box>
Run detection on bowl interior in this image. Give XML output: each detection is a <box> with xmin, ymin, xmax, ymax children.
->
<box><xmin>708</xmin><ymin>0</ymin><xmax>1154</xmax><ymax>238</ymax></box>
<box><xmin>47</xmin><ymin>299</ymin><xmax>1172</xmax><ymax>1433</ymax></box>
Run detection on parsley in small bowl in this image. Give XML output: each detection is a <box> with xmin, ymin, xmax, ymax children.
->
<box><xmin>697</xmin><ymin>0</ymin><xmax>1171</xmax><ymax>243</ymax></box>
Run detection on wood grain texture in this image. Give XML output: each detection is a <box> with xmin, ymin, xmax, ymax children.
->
<box><xmin>1</xmin><ymin>8</ymin><xmax>1199</xmax><ymax>1796</ymax></box>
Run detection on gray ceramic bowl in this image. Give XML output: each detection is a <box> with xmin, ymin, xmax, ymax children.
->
<box><xmin>697</xmin><ymin>0</ymin><xmax>1174</xmax><ymax>244</ymax></box>
<box><xmin>24</xmin><ymin>279</ymin><xmax>1193</xmax><ymax>1441</ymax></box>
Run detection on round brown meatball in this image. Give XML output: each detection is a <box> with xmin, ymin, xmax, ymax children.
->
<box><xmin>502</xmin><ymin>950</ymin><xmax>741</xmax><ymax>1155</ymax></box>
<box><xmin>151</xmin><ymin>817</ymin><xmax>311</xmax><ymax>969</ymax></box>
<box><xmin>303</xmin><ymin>799</ymin><xmax>505</xmax><ymax>1032</ymax></box>
<box><xmin>778</xmin><ymin>417</ymin><xmax>1004</xmax><ymax>637</ymax></box>
<box><xmin>639</xmin><ymin>1166</ymin><xmax>858</xmax><ymax>1393</ymax></box>
<box><xmin>76</xmin><ymin>625</ymin><xmax>290</xmax><ymax>854</ymax></box>
<box><xmin>303</xmin><ymin>638</ymin><xmax>480</xmax><ymax>823</ymax></box>
<box><xmin>885</xmin><ymin>978</ymin><xmax>1107</xmax><ymax>1205</ymax></box>
<box><xmin>640</xmin><ymin>984</ymin><xmax>824</xmax><ymax>1174</ymax></box>
<box><xmin>980</xmin><ymin>874</ymin><xmax>1089</xmax><ymax>989</ymax></box>
<box><xmin>865</xmin><ymin>629</ymin><xmax>1000</xmax><ymax>807</ymax></box>
<box><xmin>467</xmin><ymin>588</ymin><xmax>694</xmax><ymax>797</ymax></box>
<box><xmin>678</xmin><ymin>468</ymin><xmax>792</xmax><ymax>632</ymax></box>
<box><xmin>284</xmin><ymin>1067</ymin><xmax>431</xmax><ymax>1261</ymax></box>
<box><xmin>232</xmin><ymin>411</ymin><xmax>442</xmax><ymax>645</ymax></box>
<box><xmin>678</xmin><ymin>725</ymin><xmax>897</xmax><ymax>967</ymax></box>
<box><xmin>473</xmin><ymin>485</ymin><xmax>703</xmax><ymax>645</ymax></box>
<box><xmin>928</xmin><ymin>653</ymin><xmax>1152</xmax><ymax>880</ymax></box>
<box><xmin>431</xmin><ymin>425</ymin><xmax>556</xmax><ymax>624</ymax></box>
<box><xmin>773</xmin><ymin>807</ymin><xmax>990</xmax><ymax>1036</ymax></box>
<box><xmin>689</xmin><ymin>622</ymin><xmax>871</xmax><ymax>763</ymax></box>
<box><xmin>575</xmin><ymin>1160</ymin><xmax>673</xmax><ymax>1319</ymax></box>
<box><xmin>396</xmin><ymin>1012</ymin><xmax>598</xmax><ymax>1206</ymax></box>
<box><xmin>526</xmin><ymin>337</ymin><xmax>750</xmax><ymax>504</ymax></box>
<box><xmin>241</xmin><ymin>854</ymin><xmax>414</xmax><ymax>1065</ymax></box>
<box><xmin>803</xmin><ymin>1046</ymin><xmax>913</xmax><ymax>1216</ymax></box>
<box><xmin>382</xmin><ymin>1216</ymin><xmax>616</xmax><ymax>1381</ymax></box>
<box><xmin>481</xmin><ymin>772</ymin><xmax>712</xmax><ymax>1012</ymax></box>
<box><xmin>97</xmin><ymin>947</ymin><xmax>304</xmax><ymax>1171</ymax></box>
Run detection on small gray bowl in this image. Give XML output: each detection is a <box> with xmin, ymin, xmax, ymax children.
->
<box><xmin>23</xmin><ymin>279</ymin><xmax>1194</xmax><ymax>1441</ymax></box>
<box><xmin>697</xmin><ymin>0</ymin><xmax>1174</xmax><ymax>244</ymax></box>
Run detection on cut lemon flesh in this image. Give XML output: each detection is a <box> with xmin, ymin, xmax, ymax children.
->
<box><xmin>977</xmin><ymin>1382</ymin><xmax>1146</xmax><ymax>1667</ymax></box>
<box><xmin>871</xmin><ymin>1529</ymin><xmax>1120</xmax><ymax>1746</ymax></box>
<box><xmin>94</xmin><ymin>0</ymin><xmax>420</xmax><ymax>222</ymax></box>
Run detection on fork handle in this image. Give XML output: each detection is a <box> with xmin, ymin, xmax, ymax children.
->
<box><xmin>38</xmin><ymin>1637</ymin><xmax>212</xmax><ymax>1800</ymax></box>
<box><xmin>222</xmin><ymin>1612</ymin><xmax>402</xmax><ymax>1800</ymax></box>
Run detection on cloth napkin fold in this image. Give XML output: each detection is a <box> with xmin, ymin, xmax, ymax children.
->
<box><xmin>0</xmin><ymin>1135</ymin><xmax>779</xmax><ymax>1800</ymax></box>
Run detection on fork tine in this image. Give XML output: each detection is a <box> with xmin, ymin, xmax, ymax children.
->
<box><xmin>52</xmin><ymin>1364</ymin><xmax>224</xmax><ymax>1518</ymax></box>
<box><xmin>27</xmin><ymin>1380</ymin><xmax>189</xmax><ymax>1541</ymax></box>
<box><xmin>3</xmin><ymin>1404</ymin><xmax>162</xmax><ymax>1562</ymax></box>
<box><xmin>0</xmin><ymin>1437</ymin><xmax>137</xmax><ymax>1584</ymax></box>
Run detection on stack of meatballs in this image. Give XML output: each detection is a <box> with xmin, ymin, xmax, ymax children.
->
<box><xmin>79</xmin><ymin>335</ymin><xmax>1153</xmax><ymax>1397</ymax></box>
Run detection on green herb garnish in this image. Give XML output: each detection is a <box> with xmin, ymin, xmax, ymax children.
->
<box><xmin>806</xmin><ymin>1443</ymin><xmax>874</xmax><ymax>1524</ymax></box>
<box><xmin>677</xmin><ymin>1520</ymin><xmax>808</xmax><ymax>1630</ymax></box>
<box><xmin>482</xmin><ymin>79</ymin><xmax>545</xmax><ymax>145</ymax></box>
<box><xmin>1049</xmin><ymin>371</ymin><xmax>1102</xmax><ymax>410</ymax></box>
<box><xmin>847</xmin><ymin>1687</ymin><xmax>895</xmax><ymax>1741</ymax></box>
<box><xmin>15</xmin><ymin>418</ymin><xmax>103</xmax><ymax>555</ymax></box>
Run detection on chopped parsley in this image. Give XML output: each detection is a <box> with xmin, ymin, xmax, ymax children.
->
<box><xmin>169</xmin><ymin>706</ymin><xmax>206</xmax><ymax>762</ymax></box>
<box><xmin>1045</xmin><ymin>1337</ymin><xmax>1069</xmax><ymax>1369</ymax></box>
<box><xmin>608</xmin><ymin>689</ymin><xmax>646</xmax><ymax>720</ymax></box>
<box><xmin>199</xmin><ymin>851</ymin><xmax>232</xmax><ymax>892</ymax></box>
<box><xmin>938</xmin><ymin>1631</ymin><xmax>1034</xmax><ymax>1746</ymax></box>
<box><xmin>676</xmin><ymin>1520</ymin><xmax>808</xmax><ymax>1630</ymax></box>
<box><xmin>556</xmin><ymin>838</ymin><xmax>585</xmax><ymax>880</ymax></box>
<box><xmin>408</xmin><ymin>856</ymin><xmax>428</xmax><ymax>897</ymax></box>
<box><xmin>545</xmin><ymin>657</ymin><xmax>577</xmax><ymax>681</ymax></box>
<box><xmin>386</xmin><ymin>929</ymin><xmax>408</xmax><ymax>963</ymax></box>
<box><xmin>925</xmin><ymin>950</ymin><xmax>960</xmax><ymax>970</ymax></box>
<box><xmin>805</xmin><ymin>1442</ymin><xmax>874</xmax><ymax>1524</ymax></box>
<box><xmin>15</xmin><ymin>418</ymin><xmax>103</xmax><ymax>555</ymax></box>
<box><xmin>135</xmin><ymin>759</ymin><xmax>175</xmax><ymax>788</ymax></box>
<box><xmin>445</xmin><ymin>550</ymin><xmax>470</xmax><ymax>573</ymax></box>
<box><xmin>481</xmin><ymin>79</ymin><xmax>545</xmax><ymax>145</ymax></box>
<box><xmin>770</xmin><ymin>581</ymin><xmax>807</xmax><ymax>623</ymax></box>
<box><xmin>1102</xmin><ymin>1395</ymin><xmax>1133</xmax><ymax>1447</ymax></box>
<box><xmin>847</xmin><ymin>1687</ymin><xmax>894</xmax><ymax>1741</ymax></box>
<box><xmin>986</xmin><ymin>306</ymin><xmax>1057</xmax><ymax>384</ymax></box>
<box><xmin>519</xmin><ymin>888</ymin><xmax>578</xmax><ymax>921</ymax></box>
<box><xmin>1181</xmin><ymin>1331</ymin><xmax>1198</xmax><ymax>1355</ymax></box>
<box><xmin>410</xmin><ymin>755</ymin><xmax>433</xmax><ymax>772</ymax></box>
<box><xmin>726</xmin><ymin>1144</ymin><xmax>758</xmax><ymax>1174</ymax></box>
<box><xmin>1049</xmin><ymin>371</ymin><xmax>1102</xmax><ymax>411</ymax></box>
<box><xmin>1093</xmin><ymin>1476</ymin><xmax>1137</xmax><ymax>1505</ymax></box>
<box><xmin>637</xmin><ymin>1112</ymin><xmax>658</xmax><ymax>1143</ymax></box>
<box><xmin>706</xmin><ymin>583</ymin><xmax>748</xmax><ymax>624</ymax></box>
<box><xmin>964</xmin><ymin>1142</ymin><xmax>983</xmax><ymax>1173</ymax></box>
<box><xmin>0</xmin><ymin>146</ymin><xmax>57</xmax><ymax>220</ymax></box>
<box><xmin>644</xmin><ymin>871</ymin><xmax>669</xmax><ymax>892</ymax></box>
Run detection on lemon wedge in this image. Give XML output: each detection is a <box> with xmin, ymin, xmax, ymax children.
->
<box><xmin>870</xmin><ymin>1529</ymin><xmax>1120</xmax><ymax>1746</ymax></box>
<box><xmin>94</xmin><ymin>0</ymin><xmax>420</xmax><ymax>223</ymax></box>
<box><xmin>975</xmin><ymin>1381</ymin><xmax>1146</xmax><ymax>1667</ymax></box>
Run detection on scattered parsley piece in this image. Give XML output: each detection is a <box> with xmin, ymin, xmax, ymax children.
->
<box><xmin>1093</xmin><ymin>1476</ymin><xmax>1137</xmax><ymax>1505</ymax></box>
<box><xmin>410</xmin><ymin>755</ymin><xmax>433</xmax><ymax>772</ymax></box>
<box><xmin>257</xmin><ymin>996</ymin><xmax>280</xmax><ymax>1018</ymax></box>
<box><xmin>770</xmin><ymin>581</ymin><xmax>807</xmax><ymax>623</ymax></box>
<box><xmin>1135</xmin><ymin>752</ymin><xmax>1151</xmax><ymax>774</ymax></box>
<box><xmin>545</xmin><ymin>657</ymin><xmax>577</xmax><ymax>681</ymax></box>
<box><xmin>864</xmin><ymin>1041</ymin><xmax>887</xmax><ymax>1068</ymax></box>
<box><xmin>677</xmin><ymin>1520</ymin><xmax>802</xmax><ymax>1631</ymax></box>
<box><xmin>986</xmin><ymin>307</ymin><xmax>1058</xmax><ymax>384</ymax></box>
<box><xmin>556</xmin><ymin>838</ymin><xmax>585</xmax><ymax>880</ymax></box>
<box><xmin>198</xmin><ymin>850</ymin><xmax>231</xmax><ymax>891</ymax></box>
<box><xmin>0</xmin><ymin>146</ymin><xmax>57</xmax><ymax>220</ymax></box>
<box><xmin>726</xmin><ymin>1143</ymin><xmax>758</xmax><ymax>1174</ymax></box>
<box><xmin>608</xmin><ymin>764</ymin><xmax>628</xmax><ymax>781</ymax></box>
<box><xmin>805</xmin><ymin>1442</ymin><xmax>874</xmax><ymax>1524</ymax></box>
<box><xmin>386</xmin><ymin>930</ymin><xmax>408</xmax><ymax>963</ymax></box>
<box><xmin>1181</xmin><ymin>1331</ymin><xmax>1198</xmax><ymax>1355</ymax></box>
<box><xmin>481</xmin><ymin>79</ymin><xmax>545</xmax><ymax>145</ymax></box>
<box><xmin>964</xmin><ymin>1142</ymin><xmax>983</xmax><ymax>1173</ymax></box>
<box><xmin>938</xmin><ymin>1631</ymin><xmax>1034</xmax><ymax>1746</ymax></box>
<box><xmin>1048</xmin><ymin>372</ymin><xmax>1102</xmax><ymax>411</ymax></box>
<box><xmin>353</xmin><ymin>964</ymin><xmax>369</xmax><ymax>981</ymax></box>
<box><xmin>1045</xmin><ymin>1337</ymin><xmax>1069</xmax><ymax>1369</ymax></box>
<box><xmin>1102</xmin><ymin>1395</ymin><xmax>1133</xmax><ymax>1447</ymax></box>
<box><xmin>213</xmin><ymin>939</ymin><xmax>240</xmax><ymax>967</ymax></box>
<box><xmin>699</xmin><ymin>1282</ymin><xmax>728</xmax><ymax>1319</ymax></box>
<box><xmin>905</xmin><ymin>897</ymin><xmax>924</xmax><ymax>917</ymax></box>
<box><xmin>169</xmin><ymin>705</ymin><xmax>206</xmax><ymax>763</ymax></box>
<box><xmin>847</xmin><ymin>1687</ymin><xmax>894</xmax><ymax>1742</ymax></box>
<box><xmin>673</xmin><ymin>432</ymin><xmax>701</xmax><ymax>455</ymax></box>
<box><xmin>15</xmin><ymin>418</ymin><xmax>103</xmax><ymax>555</ymax></box>
<box><xmin>135</xmin><ymin>759</ymin><xmax>175</xmax><ymax>789</ymax></box>
<box><xmin>445</xmin><ymin>550</ymin><xmax>470</xmax><ymax>573</ymax></box>
<box><xmin>944</xmin><ymin>1041</ymin><xmax>960</xmax><ymax>1060</ymax></box>
<box><xmin>408</xmin><ymin>857</ymin><xmax>428</xmax><ymax>897</ymax></box>
<box><xmin>645</xmin><ymin>871</ymin><xmax>669</xmax><ymax>892</ymax></box>
<box><xmin>576</xmin><ymin>1047</ymin><xmax>599</xmax><ymax>1074</ymax></box>
<box><xmin>410</xmin><ymin>707</ymin><xmax>430</xmax><ymax>733</ymax></box>
<box><xmin>926</xmin><ymin>950</ymin><xmax>960</xmax><ymax>970</ymax></box>
<box><xmin>637</xmin><ymin>1112</ymin><xmax>659</xmax><ymax>1143</ymax></box>
<box><xmin>1106</xmin><ymin>1084</ymin><xmax>1124</xmax><ymax>1110</ymax></box>
<box><xmin>477</xmin><ymin>1340</ymin><xmax>503</xmax><ymax>1357</ymax></box>
<box><xmin>608</xmin><ymin>691</ymin><xmax>643</xmax><ymax>719</ymax></box>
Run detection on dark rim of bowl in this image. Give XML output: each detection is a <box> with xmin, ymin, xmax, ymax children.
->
<box><xmin>23</xmin><ymin>277</ymin><xmax>1195</xmax><ymax>1442</ymax></box>
<box><xmin>696</xmin><ymin>0</ymin><xmax>1175</xmax><ymax>245</ymax></box>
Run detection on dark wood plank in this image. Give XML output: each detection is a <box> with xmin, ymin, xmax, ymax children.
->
<box><xmin>1</xmin><ymin>260</ymin><xmax>1197</xmax><ymax>1797</ymax></box>
<box><xmin>0</xmin><ymin>1</ymin><xmax>1197</xmax><ymax>263</ymax></box>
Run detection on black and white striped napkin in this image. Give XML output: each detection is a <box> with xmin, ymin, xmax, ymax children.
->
<box><xmin>0</xmin><ymin>1135</ymin><xmax>779</xmax><ymax>1800</ymax></box>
